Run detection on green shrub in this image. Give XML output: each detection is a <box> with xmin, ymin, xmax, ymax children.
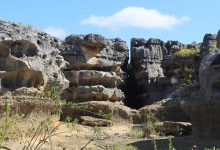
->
<box><xmin>175</xmin><ymin>48</ymin><xmax>199</xmax><ymax>58</ymax></box>
<box><xmin>209</xmin><ymin>42</ymin><xmax>217</xmax><ymax>52</ymax></box>
<box><xmin>177</xmin><ymin>74</ymin><xmax>197</xmax><ymax>89</ymax></box>
<box><xmin>143</xmin><ymin>112</ymin><xmax>160</xmax><ymax>138</ymax></box>
<box><xmin>130</xmin><ymin>128</ymin><xmax>144</xmax><ymax>138</ymax></box>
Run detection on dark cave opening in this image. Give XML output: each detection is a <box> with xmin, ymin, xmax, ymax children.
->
<box><xmin>123</xmin><ymin>64</ymin><xmax>144</xmax><ymax>109</ymax></box>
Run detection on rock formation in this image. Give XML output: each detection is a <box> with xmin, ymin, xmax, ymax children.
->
<box><xmin>200</xmin><ymin>34</ymin><xmax>217</xmax><ymax>55</ymax></box>
<box><xmin>61</xmin><ymin>34</ymin><xmax>128</xmax><ymax>102</ymax></box>
<box><xmin>2</xmin><ymin>18</ymin><xmax>220</xmax><ymax>139</ymax></box>
<box><xmin>126</xmin><ymin>38</ymin><xmax>199</xmax><ymax>108</ymax></box>
<box><xmin>182</xmin><ymin>49</ymin><xmax>220</xmax><ymax>138</ymax></box>
<box><xmin>0</xmin><ymin>20</ymin><xmax>68</xmax><ymax>93</ymax></box>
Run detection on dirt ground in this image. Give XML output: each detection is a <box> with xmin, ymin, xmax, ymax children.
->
<box><xmin>2</xmin><ymin>116</ymin><xmax>220</xmax><ymax>150</ymax></box>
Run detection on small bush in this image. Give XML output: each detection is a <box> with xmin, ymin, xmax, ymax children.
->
<box><xmin>178</xmin><ymin>74</ymin><xmax>197</xmax><ymax>89</ymax></box>
<box><xmin>130</xmin><ymin>128</ymin><xmax>144</xmax><ymax>138</ymax></box>
<box><xmin>175</xmin><ymin>48</ymin><xmax>199</xmax><ymax>58</ymax></box>
<box><xmin>143</xmin><ymin>112</ymin><xmax>160</xmax><ymax>138</ymax></box>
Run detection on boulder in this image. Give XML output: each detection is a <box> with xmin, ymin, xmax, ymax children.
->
<box><xmin>139</xmin><ymin>99</ymin><xmax>190</xmax><ymax>122</ymax></box>
<box><xmin>80</xmin><ymin>116</ymin><xmax>112</xmax><ymax>127</ymax></box>
<box><xmin>61</xmin><ymin>34</ymin><xmax>128</xmax><ymax>102</ymax></box>
<box><xmin>157</xmin><ymin>121</ymin><xmax>192</xmax><ymax>136</ymax></box>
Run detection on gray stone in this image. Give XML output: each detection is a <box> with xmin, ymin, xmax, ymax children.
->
<box><xmin>182</xmin><ymin>49</ymin><xmax>220</xmax><ymax>138</ymax></box>
<box><xmin>62</xmin><ymin>34</ymin><xmax>128</xmax><ymax>102</ymax></box>
<box><xmin>0</xmin><ymin>20</ymin><xmax>68</xmax><ymax>93</ymax></box>
<box><xmin>139</xmin><ymin>98</ymin><xmax>190</xmax><ymax>122</ymax></box>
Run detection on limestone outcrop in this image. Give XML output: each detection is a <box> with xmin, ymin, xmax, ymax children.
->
<box><xmin>0</xmin><ymin>20</ymin><xmax>68</xmax><ymax>94</ymax></box>
<box><xmin>126</xmin><ymin>38</ymin><xmax>200</xmax><ymax>108</ymax></box>
<box><xmin>182</xmin><ymin>49</ymin><xmax>220</xmax><ymax>138</ymax></box>
<box><xmin>61</xmin><ymin>34</ymin><xmax>128</xmax><ymax>102</ymax></box>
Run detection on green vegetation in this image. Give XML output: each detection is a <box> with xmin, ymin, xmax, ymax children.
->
<box><xmin>168</xmin><ymin>137</ymin><xmax>175</xmax><ymax>150</ymax></box>
<box><xmin>143</xmin><ymin>112</ymin><xmax>160</xmax><ymax>138</ymax></box>
<box><xmin>175</xmin><ymin>48</ymin><xmax>199</xmax><ymax>58</ymax></box>
<box><xmin>209</xmin><ymin>42</ymin><xmax>217</xmax><ymax>52</ymax></box>
<box><xmin>130</xmin><ymin>128</ymin><xmax>144</xmax><ymax>137</ymax></box>
<box><xmin>205</xmin><ymin>147</ymin><xmax>220</xmax><ymax>150</ymax></box>
<box><xmin>0</xmin><ymin>97</ymin><xmax>13</xmax><ymax>148</ymax></box>
<box><xmin>153</xmin><ymin>140</ymin><xmax>158</xmax><ymax>150</ymax></box>
<box><xmin>178</xmin><ymin>74</ymin><xmax>197</xmax><ymax>89</ymax></box>
<box><xmin>39</xmin><ymin>83</ymin><xmax>64</xmax><ymax>103</ymax></box>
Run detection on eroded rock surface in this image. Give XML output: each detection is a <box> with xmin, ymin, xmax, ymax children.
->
<box><xmin>61</xmin><ymin>34</ymin><xmax>128</xmax><ymax>102</ymax></box>
<box><xmin>182</xmin><ymin>49</ymin><xmax>220</xmax><ymax>138</ymax></box>
<box><xmin>0</xmin><ymin>20</ymin><xmax>68</xmax><ymax>94</ymax></box>
<box><xmin>60</xmin><ymin>101</ymin><xmax>140</xmax><ymax>123</ymax></box>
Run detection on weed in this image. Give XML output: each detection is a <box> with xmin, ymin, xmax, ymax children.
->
<box><xmin>39</xmin><ymin>83</ymin><xmax>64</xmax><ymax>104</ymax></box>
<box><xmin>22</xmin><ymin>117</ymin><xmax>65</xmax><ymax>150</ymax></box>
<box><xmin>143</xmin><ymin>112</ymin><xmax>160</xmax><ymax>138</ymax></box>
<box><xmin>177</xmin><ymin>73</ymin><xmax>197</xmax><ymax>89</ymax></box>
<box><xmin>0</xmin><ymin>97</ymin><xmax>13</xmax><ymax>148</ymax></box>
<box><xmin>130</xmin><ymin>128</ymin><xmax>144</xmax><ymax>138</ymax></box>
<box><xmin>168</xmin><ymin>136</ymin><xmax>175</xmax><ymax>150</ymax></box>
<box><xmin>50</xmin><ymin>108</ymin><xmax>62</xmax><ymax>116</ymax></box>
<box><xmin>153</xmin><ymin>140</ymin><xmax>158</xmax><ymax>150</ymax></box>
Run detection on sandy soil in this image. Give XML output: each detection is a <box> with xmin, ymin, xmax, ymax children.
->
<box><xmin>2</xmin><ymin>117</ymin><xmax>220</xmax><ymax>150</ymax></box>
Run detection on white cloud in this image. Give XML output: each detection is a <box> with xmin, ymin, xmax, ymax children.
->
<box><xmin>44</xmin><ymin>27</ymin><xmax>67</xmax><ymax>39</ymax></box>
<box><xmin>80</xmin><ymin>7</ymin><xmax>190</xmax><ymax>30</ymax></box>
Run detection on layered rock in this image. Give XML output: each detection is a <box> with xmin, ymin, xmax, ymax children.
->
<box><xmin>0</xmin><ymin>20</ymin><xmax>68</xmax><ymax>94</ymax></box>
<box><xmin>125</xmin><ymin>38</ymin><xmax>166</xmax><ymax>107</ymax></box>
<box><xmin>61</xmin><ymin>34</ymin><xmax>128</xmax><ymax>102</ymax></box>
<box><xmin>182</xmin><ymin>49</ymin><xmax>220</xmax><ymax>138</ymax></box>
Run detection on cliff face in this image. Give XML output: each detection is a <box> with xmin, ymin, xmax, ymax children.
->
<box><xmin>0</xmin><ymin>19</ymin><xmax>217</xmax><ymax>109</ymax></box>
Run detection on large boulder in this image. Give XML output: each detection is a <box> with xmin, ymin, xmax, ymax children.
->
<box><xmin>61</xmin><ymin>34</ymin><xmax>128</xmax><ymax>102</ymax></box>
<box><xmin>182</xmin><ymin>49</ymin><xmax>220</xmax><ymax>138</ymax></box>
<box><xmin>0</xmin><ymin>20</ymin><xmax>68</xmax><ymax>94</ymax></box>
<box><xmin>139</xmin><ymin>98</ymin><xmax>190</xmax><ymax>122</ymax></box>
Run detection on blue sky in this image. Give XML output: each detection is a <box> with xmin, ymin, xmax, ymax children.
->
<box><xmin>1</xmin><ymin>0</ymin><xmax>220</xmax><ymax>46</ymax></box>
